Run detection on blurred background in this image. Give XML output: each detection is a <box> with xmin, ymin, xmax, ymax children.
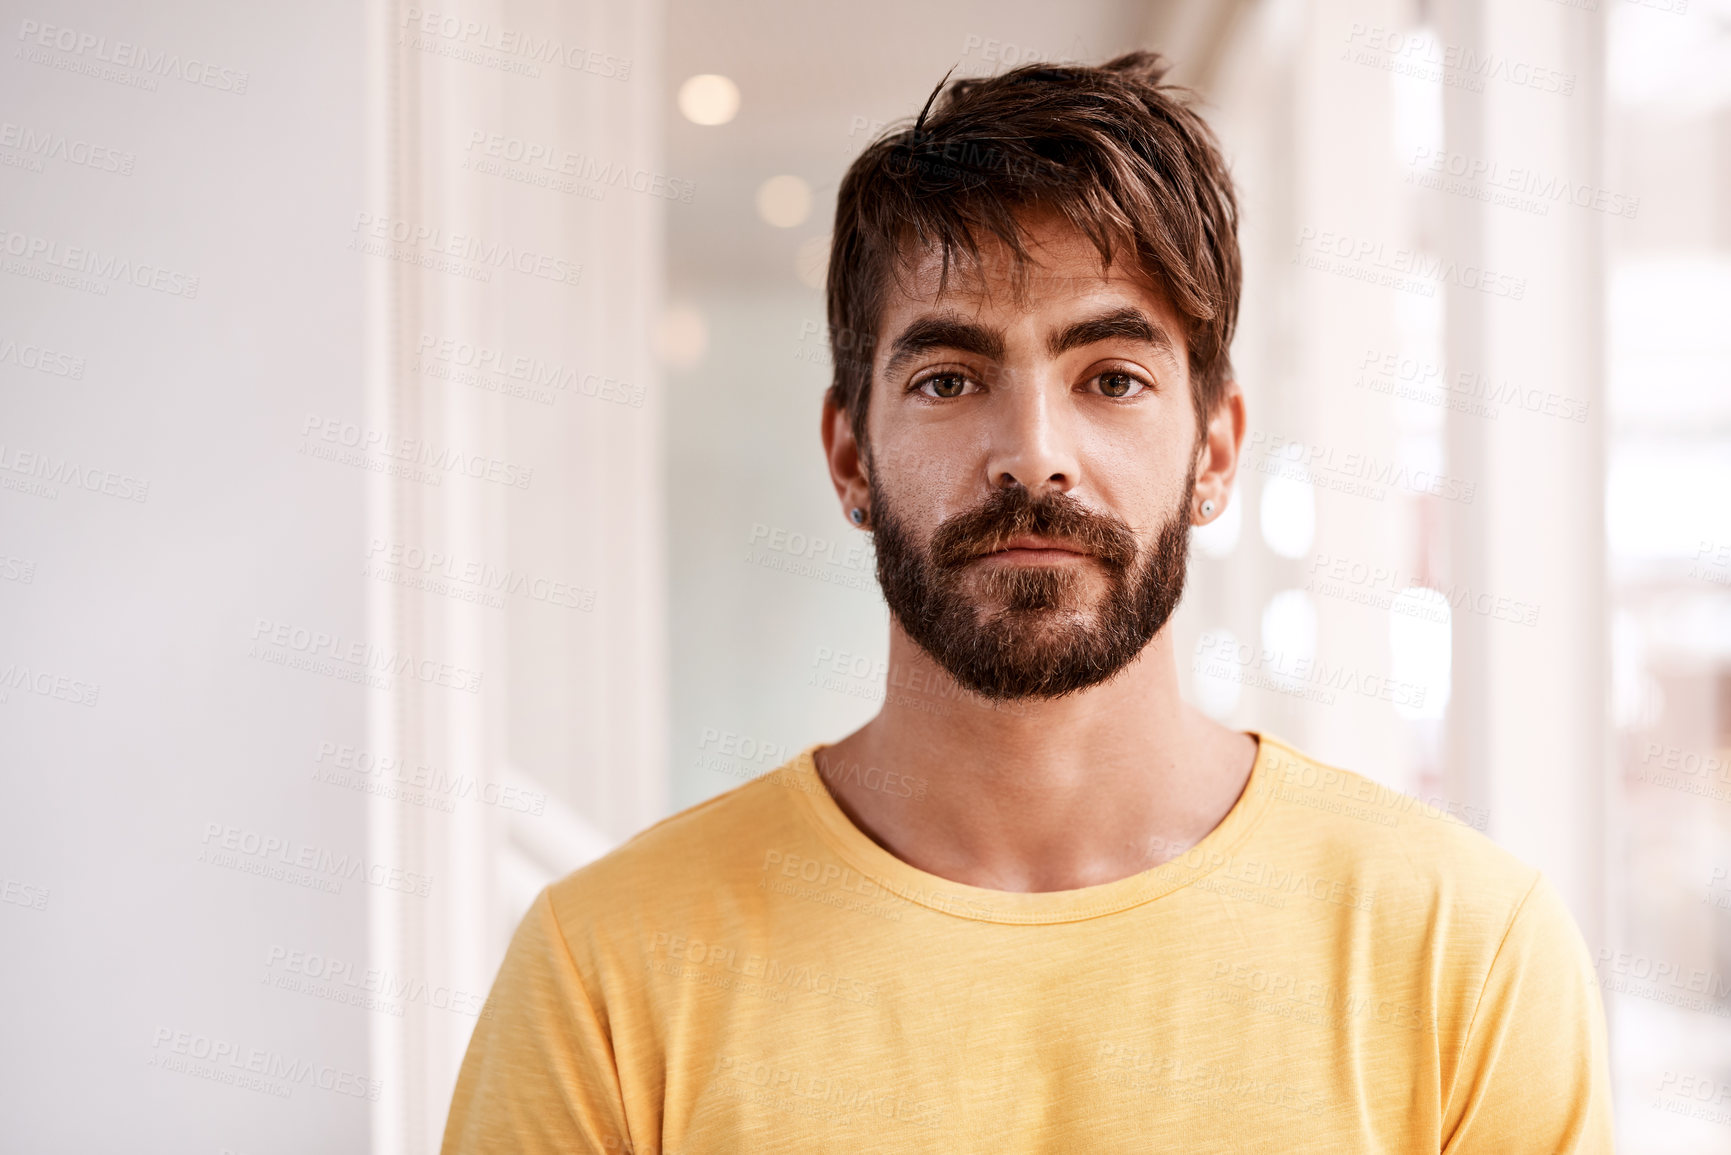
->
<box><xmin>2</xmin><ymin>0</ymin><xmax>1728</xmax><ymax>1150</ymax></box>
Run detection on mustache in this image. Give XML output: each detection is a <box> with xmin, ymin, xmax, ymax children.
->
<box><xmin>927</xmin><ymin>488</ymin><xmax>1141</xmax><ymax>571</ymax></box>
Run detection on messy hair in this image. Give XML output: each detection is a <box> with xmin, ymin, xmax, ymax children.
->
<box><xmin>825</xmin><ymin>51</ymin><xmax>1242</xmax><ymax>457</ymax></box>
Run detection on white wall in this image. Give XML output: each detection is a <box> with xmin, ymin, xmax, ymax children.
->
<box><xmin>359</xmin><ymin>0</ymin><xmax>668</xmax><ymax>1148</ymax></box>
<box><xmin>1</xmin><ymin>0</ymin><xmax>669</xmax><ymax>1148</ymax></box>
<box><xmin>0</xmin><ymin>1</ymin><xmax>370</xmax><ymax>1149</ymax></box>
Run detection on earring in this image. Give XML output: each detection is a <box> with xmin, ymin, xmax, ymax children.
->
<box><xmin>850</xmin><ymin>507</ymin><xmax>866</xmax><ymax>526</ymax></box>
<box><xmin>1200</xmin><ymin>500</ymin><xmax>1215</xmax><ymax>519</ymax></box>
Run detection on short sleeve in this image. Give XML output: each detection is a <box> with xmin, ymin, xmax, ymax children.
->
<box><xmin>1441</xmin><ymin>872</ymin><xmax>1614</xmax><ymax>1153</ymax></box>
<box><xmin>441</xmin><ymin>887</ymin><xmax>637</xmax><ymax>1154</ymax></box>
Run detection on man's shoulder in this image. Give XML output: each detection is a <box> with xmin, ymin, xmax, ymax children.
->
<box><xmin>1250</xmin><ymin>734</ymin><xmax>1541</xmax><ymax>923</ymax></box>
<box><xmin>543</xmin><ymin>756</ymin><xmax>814</xmax><ymax>929</ymax></box>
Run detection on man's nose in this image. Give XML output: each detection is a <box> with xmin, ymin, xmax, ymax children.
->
<box><xmin>982</xmin><ymin>373</ymin><xmax>1081</xmax><ymax>497</ymax></box>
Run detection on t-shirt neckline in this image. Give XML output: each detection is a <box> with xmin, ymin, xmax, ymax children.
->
<box><xmin>783</xmin><ymin>729</ymin><xmax>1282</xmax><ymax>925</ymax></box>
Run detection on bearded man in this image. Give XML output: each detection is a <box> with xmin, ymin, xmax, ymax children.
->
<box><xmin>442</xmin><ymin>53</ymin><xmax>1612</xmax><ymax>1154</ymax></box>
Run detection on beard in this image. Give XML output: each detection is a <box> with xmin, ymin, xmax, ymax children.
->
<box><xmin>867</xmin><ymin>460</ymin><xmax>1197</xmax><ymax>703</ymax></box>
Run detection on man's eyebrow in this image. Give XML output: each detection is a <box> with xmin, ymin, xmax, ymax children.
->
<box><xmin>1047</xmin><ymin>307</ymin><xmax>1176</xmax><ymax>359</ymax></box>
<box><xmin>882</xmin><ymin>315</ymin><xmax>1007</xmax><ymax>379</ymax></box>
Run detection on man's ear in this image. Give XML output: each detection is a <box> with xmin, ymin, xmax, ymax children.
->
<box><xmin>1191</xmin><ymin>379</ymin><xmax>1247</xmax><ymax>523</ymax></box>
<box><xmin>821</xmin><ymin>388</ymin><xmax>872</xmax><ymax>526</ymax></box>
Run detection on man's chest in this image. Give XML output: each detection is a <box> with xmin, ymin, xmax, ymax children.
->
<box><xmin>617</xmin><ymin>927</ymin><xmax>1440</xmax><ymax>1154</ymax></box>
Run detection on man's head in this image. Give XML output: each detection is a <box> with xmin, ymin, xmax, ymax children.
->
<box><xmin>820</xmin><ymin>52</ymin><xmax>1246</xmax><ymax>703</ymax></box>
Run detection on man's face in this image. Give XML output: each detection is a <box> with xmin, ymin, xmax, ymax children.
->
<box><xmin>861</xmin><ymin>212</ymin><xmax>1202</xmax><ymax>702</ymax></box>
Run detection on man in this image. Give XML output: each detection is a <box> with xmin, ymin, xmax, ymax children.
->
<box><xmin>442</xmin><ymin>53</ymin><xmax>1612</xmax><ymax>1153</ymax></box>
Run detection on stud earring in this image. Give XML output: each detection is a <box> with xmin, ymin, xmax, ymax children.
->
<box><xmin>850</xmin><ymin>507</ymin><xmax>866</xmax><ymax>526</ymax></box>
<box><xmin>1200</xmin><ymin>500</ymin><xmax>1215</xmax><ymax>518</ymax></box>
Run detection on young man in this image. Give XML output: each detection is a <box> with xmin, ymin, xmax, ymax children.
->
<box><xmin>442</xmin><ymin>54</ymin><xmax>1613</xmax><ymax>1153</ymax></box>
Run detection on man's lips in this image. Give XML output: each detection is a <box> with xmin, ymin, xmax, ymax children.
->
<box><xmin>973</xmin><ymin>536</ymin><xmax>1093</xmax><ymax>559</ymax></box>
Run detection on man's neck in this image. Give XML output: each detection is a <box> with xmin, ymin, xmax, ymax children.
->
<box><xmin>811</xmin><ymin>623</ymin><xmax>1259</xmax><ymax>894</ymax></box>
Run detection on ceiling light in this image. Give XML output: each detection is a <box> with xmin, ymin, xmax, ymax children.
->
<box><xmin>678</xmin><ymin>74</ymin><xmax>740</xmax><ymax>126</ymax></box>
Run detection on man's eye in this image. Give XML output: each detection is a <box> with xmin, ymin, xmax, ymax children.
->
<box><xmin>917</xmin><ymin>374</ymin><xmax>972</xmax><ymax>399</ymax></box>
<box><xmin>1093</xmin><ymin>371</ymin><xmax>1148</xmax><ymax>399</ymax></box>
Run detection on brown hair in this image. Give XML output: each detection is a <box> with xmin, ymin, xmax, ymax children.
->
<box><xmin>824</xmin><ymin>51</ymin><xmax>1241</xmax><ymax>459</ymax></box>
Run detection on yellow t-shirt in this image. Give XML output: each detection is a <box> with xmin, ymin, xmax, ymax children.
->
<box><xmin>441</xmin><ymin>732</ymin><xmax>1613</xmax><ymax>1153</ymax></box>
